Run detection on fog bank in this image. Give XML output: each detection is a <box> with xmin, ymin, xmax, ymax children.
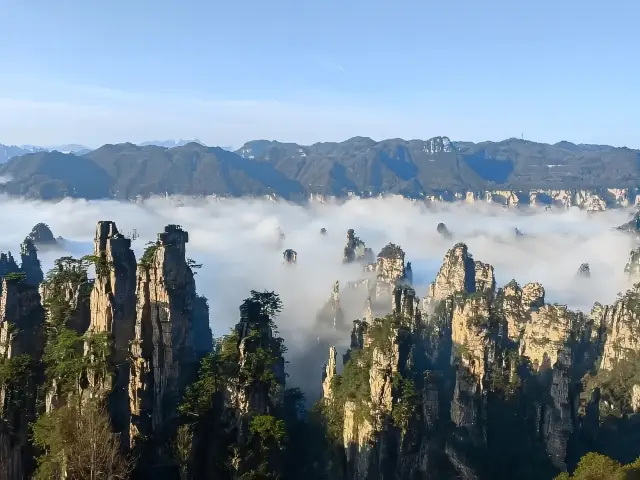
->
<box><xmin>0</xmin><ymin>195</ymin><xmax>635</xmax><ymax>396</ymax></box>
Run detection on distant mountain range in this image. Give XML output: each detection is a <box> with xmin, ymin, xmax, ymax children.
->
<box><xmin>0</xmin><ymin>136</ymin><xmax>638</xmax><ymax>202</ymax></box>
<box><xmin>0</xmin><ymin>140</ymin><xmax>235</xmax><ymax>164</ymax></box>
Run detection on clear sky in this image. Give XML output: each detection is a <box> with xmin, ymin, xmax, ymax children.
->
<box><xmin>0</xmin><ymin>0</ymin><xmax>638</xmax><ymax>148</ymax></box>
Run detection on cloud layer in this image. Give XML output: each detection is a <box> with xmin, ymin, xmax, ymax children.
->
<box><xmin>0</xmin><ymin>195</ymin><xmax>636</xmax><ymax>398</ymax></box>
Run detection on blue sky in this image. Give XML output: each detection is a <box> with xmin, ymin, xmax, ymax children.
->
<box><xmin>0</xmin><ymin>0</ymin><xmax>638</xmax><ymax>148</ymax></box>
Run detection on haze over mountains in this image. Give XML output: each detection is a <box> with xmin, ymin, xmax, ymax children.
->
<box><xmin>1</xmin><ymin>195</ymin><xmax>640</xmax><ymax>478</ymax></box>
<box><xmin>0</xmin><ymin>135</ymin><xmax>638</xmax><ymax>203</ymax></box>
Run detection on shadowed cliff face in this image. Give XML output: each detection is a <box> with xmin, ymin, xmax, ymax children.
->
<box><xmin>0</xmin><ymin>277</ymin><xmax>45</xmax><ymax>480</ymax></box>
<box><xmin>86</xmin><ymin>221</ymin><xmax>137</xmax><ymax>445</ymax></box>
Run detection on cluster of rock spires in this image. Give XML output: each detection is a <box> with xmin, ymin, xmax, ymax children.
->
<box><xmin>4</xmin><ymin>217</ymin><xmax>640</xmax><ymax>479</ymax></box>
<box><xmin>0</xmin><ymin>221</ymin><xmax>215</xmax><ymax>478</ymax></box>
<box><xmin>318</xmin><ymin>229</ymin><xmax>640</xmax><ymax>479</ymax></box>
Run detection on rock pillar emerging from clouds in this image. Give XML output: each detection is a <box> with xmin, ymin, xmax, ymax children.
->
<box><xmin>0</xmin><ymin>276</ymin><xmax>45</xmax><ymax>479</ymax></box>
<box><xmin>129</xmin><ymin>225</ymin><xmax>200</xmax><ymax>448</ymax></box>
<box><xmin>86</xmin><ymin>221</ymin><xmax>137</xmax><ymax>445</ymax></box>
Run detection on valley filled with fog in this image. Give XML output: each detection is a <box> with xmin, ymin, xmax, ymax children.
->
<box><xmin>1</xmin><ymin>194</ymin><xmax>635</xmax><ymax>395</ymax></box>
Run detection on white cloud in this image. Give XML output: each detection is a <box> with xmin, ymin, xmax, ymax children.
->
<box><xmin>0</xmin><ymin>195</ymin><xmax>635</xmax><ymax>396</ymax></box>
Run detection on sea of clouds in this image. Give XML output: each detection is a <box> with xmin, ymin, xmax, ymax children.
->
<box><xmin>0</xmin><ymin>194</ymin><xmax>636</xmax><ymax>398</ymax></box>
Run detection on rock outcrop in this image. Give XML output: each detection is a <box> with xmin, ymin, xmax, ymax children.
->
<box><xmin>86</xmin><ymin>221</ymin><xmax>137</xmax><ymax>443</ymax></box>
<box><xmin>129</xmin><ymin>225</ymin><xmax>203</xmax><ymax>449</ymax></box>
<box><xmin>19</xmin><ymin>239</ymin><xmax>43</xmax><ymax>287</ymax></box>
<box><xmin>437</xmin><ymin>222</ymin><xmax>452</xmax><ymax>239</ymax></box>
<box><xmin>316</xmin><ymin>281</ymin><xmax>346</xmax><ymax>331</ymax></box>
<box><xmin>577</xmin><ymin>263</ymin><xmax>591</xmax><ymax>278</ymax></box>
<box><xmin>25</xmin><ymin>222</ymin><xmax>60</xmax><ymax>248</ymax></box>
<box><xmin>0</xmin><ymin>276</ymin><xmax>45</xmax><ymax>480</ymax></box>
<box><xmin>343</xmin><ymin>229</ymin><xmax>372</xmax><ymax>264</ymax></box>
<box><xmin>283</xmin><ymin>248</ymin><xmax>297</xmax><ymax>264</ymax></box>
<box><xmin>617</xmin><ymin>210</ymin><xmax>640</xmax><ymax>235</ymax></box>
<box><xmin>321</xmin><ymin>240</ymin><xmax>626</xmax><ymax>479</ymax></box>
<box><xmin>624</xmin><ymin>247</ymin><xmax>640</xmax><ymax>279</ymax></box>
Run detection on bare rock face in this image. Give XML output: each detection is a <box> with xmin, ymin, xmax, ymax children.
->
<box><xmin>393</xmin><ymin>284</ymin><xmax>421</xmax><ymax>328</ymax></box>
<box><xmin>519</xmin><ymin>305</ymin><xmax>575</xmax><ymax>371</ymax></box>
<box><xmin>375</xmin><ymin>243</ymin><xmax>406</xmax><ymax>303</ymax></box>
<box><xmin>39</xmin><ymin>260</ymin><xmax>91</xmax><ymax>336</ymax></box>
<box><xmin>129</xmin><ymin>225</ymin><xmax>199</xmax><ymax>447</ymax></box>
<box><xmin>0</xmin><ymin>276</ymin><xmax>45</xmax><ymax>479</ymax></box>
<box><xmin>595</xmin><ymin>286</ymin><xmax>640</xmax><ymax>371</ymax></box>
<box><xmin>86</xmin><ymin>221</ymin><xmax>137</xmax><ymax>443</ymax></box>
<box><xmin>322</xmin><ymin>346</ymin><xmax>337</xmax><ymax>400</ymax></box>
<box><xmin>500</xmin><ymin>280</ymin><xmax>545</xmax><ymax>343</ymax></box>
<box><xmin>426</xmin><ymin>243</ymin><xmax>477</xmax><ymax>305</ymax></box>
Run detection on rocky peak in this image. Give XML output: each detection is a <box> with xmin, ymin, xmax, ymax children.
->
<box><xmin>375</xmin><ymin>243</ymin><xmax>406</xmax><ymax>302</ymax></box>
<box><xmin>577</xmin><ymin>262</ymin><xmax>591</xmax><ymax>278</ymax></box>
<box><xmin>424</xmin><ymin>136</ymin><xmax>453</xmax><ymax>153</ymax></box>
<box><xmin>343</xmin><ymin>228</ymin><xmax>371</xmax><ymax>264</ymax></box>
<box><xmin>39</xmin><ymin>257</ymin><xmax>92</xmax><ymax>334</ymax></box>
<box><xmin>595</xmin><ymin>285</ymin><xmax>640</xmax><ymax>371</ymax></box>
<box><xmin>393</xmin><ymin>284</ymin><xmax>421</xmax><ymax>328</ymax></box>
<box><xmin>624</xmin><ymin>248</ymin><xmax>640</xmax><ymax>279</ymax></box>
<box><xmin>19</xmin><ymin>239</ymin><xmax>43</xmax><ymax>287</ymax></box>
<box><xmin>405</xmin><ymin>261</ymin><xmax>413</xmax><ymax>285</ymax></box>
<box><xmin>25</xmin><ymin>222</ymin><xmax>58</xmax><ymax>248</ymax></box>
<box><xmin>500</xmin><ymin>280</ymin><xmax>545</xmax><ymax>342</ymax></box>
<box><xmin>283</xmin><ymin>248</ymin><xmax>297</xmax><ymax>264</ymax></box>
<box><xmin>129</xmin><ymin>224</ymin><xmax>198</xmax><ymax>445</ymax></box>
<box><xmin>322</xmin><ymin>346</ymin><xmax>337</xmax><ymax>401</ymax></box>
<box><xmin>519</xmin><ymin>304</ymin><xmax>576</xmax><ymax>371</ymax></box>
<box><xmin>436</xmin><ymin>222</ymin><xmax>453</xmax><ymax>239</ymax></box>
<box><xmin>87</xmin><ymin>221</ymin><xmax>137</xmax><ymax>443</ymax></box>
<box><xmin>316</xmin><ymin>281</ymin><xmax>345</xmax><ymax>330</ymax></box>
<box><xmin>427</xmin><ymin>243</ymin><xmax>477</xmax><ymax>304</ymax></box>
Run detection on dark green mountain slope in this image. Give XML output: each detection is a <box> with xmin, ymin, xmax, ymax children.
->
<box><xmin>0</xmin><ymin>136</ymin><xmax>638</xmax><ymax>201</ymax></box>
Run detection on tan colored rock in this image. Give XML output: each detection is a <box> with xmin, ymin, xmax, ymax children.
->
<box><xmin>597</xmin><ymin>287</ymin><xmax>640</xmax><ymax>371</ymax></box>
<box><xmin>501</xmin><ymin>281</ymin><xmax>545</xmax><ymax>342</ymax></box>
<box><xmin>343</xmin><ymin>401</ymin><xmax>374</xmax><ymax>480</ymax></box>
<box><xmin>375</xmin><ymin>244</ymin><xmax>406</xmax><ymax>301</ymax></box>
<box><xmin>322</xmin><ymin>346</ymin><xmax>337</xmax><ymax>400</ymax></box>
<box><xmin>428</xmin><ymin>243</ymin><xmax>474</xmax><ymax>303</ymax></box>
<box><xmin>451</xmin><ymin>294</ymin><xmax>491</xmax><ymax>383</ymax></box>
<box><xmin>519</xmin><ymin>304</ymin><xmax>573</xmax><ymax>371</ymax></box>
<box><xmin>474</xmin><ymin>261</ymin><xmax>495</xmax><ymax>294</ymax></box>
<box><xmin>631</xmin><ymin>385</ymin><xmax>640</xmax><ymax>413</ymax></box>
<box><xmin>86</xmin><ymin>222</ymin><xmax>137</xmax><ymax>405</ymax></box>
<box><xmin>129</xmin><ymin>225</ymin><xmax>197</xmax><ymax>445</ymax></box>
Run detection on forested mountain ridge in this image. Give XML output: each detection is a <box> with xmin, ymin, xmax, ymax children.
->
<box><xmin>2</xmin><ymin>219</ymin><xmax>640</xmax><ymax>478</ymax></box>
<box><xmin>1</xmin><ymin>136</ymin><xmax>638</xmax><ymax>206</ymax></box>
